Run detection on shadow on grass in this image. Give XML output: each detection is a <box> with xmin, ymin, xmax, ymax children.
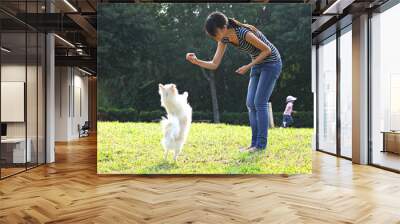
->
<box><xmin>140</xmin><ymin>151</ymin><xmax>271</xmax><ymax>174</ymax></box>
<box><xmin>225</xmin><ymin>150</ymin><xmax>268</xmax><ymax>174</ymax></box>
<box><xmin>143</xmin><ymin>160</ymin><xmax>179</xmax><ymax>173</ymax></box>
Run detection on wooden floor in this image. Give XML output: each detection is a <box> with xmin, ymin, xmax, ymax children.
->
<box><xmin>0</xmin><ymin>167</ymin><xmax>26</xmax><ymax>178</ymax></box>
<box><xmin>1</xmin><ymin>135</ymin><xmax>400</xmax><ymax>224</ymax></box>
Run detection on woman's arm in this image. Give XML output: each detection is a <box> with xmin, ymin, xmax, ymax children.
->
<box><xmin>235</xmin><ymin>32</ymin><xmax>272</xmax><ymax>75</ymax></box>
<box><xmin>187</xmin><ymin>41</ymin><xmax>226</xmax><ymax>70</ymax></box>
<box><xmin>245</xmin><ymin>32</ymin><xmax>271</xmax><ymax>67</ymax></box>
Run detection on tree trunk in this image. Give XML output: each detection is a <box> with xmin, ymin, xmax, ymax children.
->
<box><xmin>200</xmin><ymin>68</ymin><xmax>220</xmax><ymax>123</ymax></box>
<box><xmin>208</xmin><ymin>71</ymin><xmax>220</xmax><ymax>123</ymax></box>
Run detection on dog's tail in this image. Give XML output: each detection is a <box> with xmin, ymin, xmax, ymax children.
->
<box><xmin>161</xmin><ymin>115</ymin><xmax>180</xmax><ymax>149</ymax></box>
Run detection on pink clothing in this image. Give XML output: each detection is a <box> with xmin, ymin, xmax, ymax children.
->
<box><xmin>283</xmin><ymin>102</ymin><xmax>293</xmax><ymax>115</ymax></box>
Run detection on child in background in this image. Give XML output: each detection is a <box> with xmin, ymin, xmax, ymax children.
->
<box><xmin>282</xmin><ymin>96</ymin><xmax>297</xmax><ymax>128</ymax></box>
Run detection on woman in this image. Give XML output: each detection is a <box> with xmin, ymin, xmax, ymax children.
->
<box><xmin>186</xmin><ymin>11</ymin><xmax>282</xmax><ymax>152</ymax></box>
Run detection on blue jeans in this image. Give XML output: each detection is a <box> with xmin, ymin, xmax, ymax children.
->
<box><xmin>282</xmin><ymin>115</ymin><xmax>293</xmax><ymax>128</ymax></box>
<box><xmin>246</xmin><ymin>61</ymin><xmax>282</xmax><ymax>149</ymax></box>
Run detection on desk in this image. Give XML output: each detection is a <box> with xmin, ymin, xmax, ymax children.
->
<box><xmin>382</xmin><ymin>131</ymin><xmax>400</xmax><ymax>155</ymax></box>
<box><xmin>1</xmin><ymin>138</ymin><xmax>31</xmax><ymax>163</ymax></box>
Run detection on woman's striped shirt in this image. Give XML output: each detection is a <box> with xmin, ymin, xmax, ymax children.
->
<box><xmin>223</xmin><ymin>26</ymin><xmax>281</xmax><ymax>64</ymax></box>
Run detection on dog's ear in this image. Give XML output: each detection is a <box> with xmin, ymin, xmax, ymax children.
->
<box><xmin>170</xmin><ymin>84</ymin><xmax>178</xmax><ymax>94</ymax></box>
<box><xmin>158</xmin><ymin>83</ymin><xmax>164</xmax><ymax>89</ymax></box>
<box><xmin>183</xmin><ymin>91</ymin><xmax>188</xmax><ymax>99</ymax></box>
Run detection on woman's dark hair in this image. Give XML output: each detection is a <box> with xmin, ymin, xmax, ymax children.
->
<box><xmin>204</xmin><ymin>12</ymin><xmax>227</xmax><ymax>37</ymax></box>
<box><xmin>204</xmin><ymin>11</ymin><xmax>258</xmax><ymax>37</ymax></box>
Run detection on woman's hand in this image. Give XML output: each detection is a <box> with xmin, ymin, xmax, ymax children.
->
<box><xmin>186</xmin><ymin>53</ymin><xmax>198</xmax><ymax>65</ymax></box>
<box><xmin>235</xmin><ymin>64</ymin><xmax>251</xmax><ymax>75</ymax></box>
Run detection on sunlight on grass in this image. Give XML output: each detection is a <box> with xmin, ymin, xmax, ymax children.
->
<box><xmin>97</xmin><ymin>122</ymin><xmax>312</xmax><ymax>174</ymax></box>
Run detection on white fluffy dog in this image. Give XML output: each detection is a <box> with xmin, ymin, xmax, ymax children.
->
<box><xmin>158</xmin><ymin>83</ymin><xmax>192</xmax><ymax>161</ymax></box>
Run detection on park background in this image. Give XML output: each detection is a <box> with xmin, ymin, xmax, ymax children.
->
<box><xmin>97</xmin><ymin>3</ymin><xmax>312</xmax><ymax>126</ymax></box>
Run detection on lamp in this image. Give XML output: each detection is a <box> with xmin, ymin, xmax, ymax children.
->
<box><xmin>54</xmin><ymin>34</ymin><xmax>75</xmax><ymax>48</ymax></box>
<box><xmin>63</xmin><ymin>0</ymin><xmax>78</xmax><ymax>12</ymax></box>
<box><xmin>1</xmin><ymin>47</ymin><xmax>11</xmax><ymax>53</ymax></box>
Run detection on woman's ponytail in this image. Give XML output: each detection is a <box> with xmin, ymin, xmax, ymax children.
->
<box><xmin>228</xmin><ymin>18</ymin><xmax>258</xmax><ymax>33</ymax></box>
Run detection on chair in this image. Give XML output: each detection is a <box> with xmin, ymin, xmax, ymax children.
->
<box><xmin>79</xmin><ymin>121</ymin><xmax>90</xmax><ymax>138</ymax></box>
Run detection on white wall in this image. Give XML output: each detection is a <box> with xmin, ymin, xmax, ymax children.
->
<box><xmin>55</xmin><ymin>66</ymin><xmax>70</xmax><ymax>141</ymax></box>
<box><xmin>1</xmin><ymin>64</ymin><xmax>40</xmax><ymax>137</ymax></box>
<box><xmin>1</xmin><ymin>64</ymin><xmax>26</xmax><ymax>138</ymax></box>
<box><xmin>1</xmin><ymin>63</ymin><xmax>46</xmax><ymax>164</ymax></box>
<box><xmin>1</xmin><ymin>82</ymin><xmax>25</xmax><ymax>122</ymax></box>
<box><xmin>55</xmin><ymin>67</ymin><xmax>89</xmax><ymax>141</ymax></box>
<box><xmin>71</xmin><ymin>72</ymin><xmax>89</xmax><ymax>138</ymax></box>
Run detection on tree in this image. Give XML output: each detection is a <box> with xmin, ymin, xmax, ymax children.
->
<box><xmin>201</xmin><ymin>68</ymin><xmax>220</xmax><ymax>123</ymax></box>
<box><xmin>97</xmin><ymin>3</ymin><xmax>312</xmax><ymax>119</ymax></box>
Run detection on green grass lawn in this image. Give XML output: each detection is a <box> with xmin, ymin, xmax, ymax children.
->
<box><xmin>97</xmin><ymin>122</ymin><xmax>312</xmax><ymax>174</ymax></box>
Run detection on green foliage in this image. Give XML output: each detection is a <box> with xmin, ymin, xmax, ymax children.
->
<box><xmin>98</xmin><ymin>107</ymin><xmax>313</xmax><ymax>127</ymax></box>
<box><xmin>98</xmin><ymin>3</ymin><xmax>312</xmax><ymax>114</ymax></box>
<box><xmin>97</xmin><ymin>122</ymin><xmax>312</xmax><ymax>174</ymax></box>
